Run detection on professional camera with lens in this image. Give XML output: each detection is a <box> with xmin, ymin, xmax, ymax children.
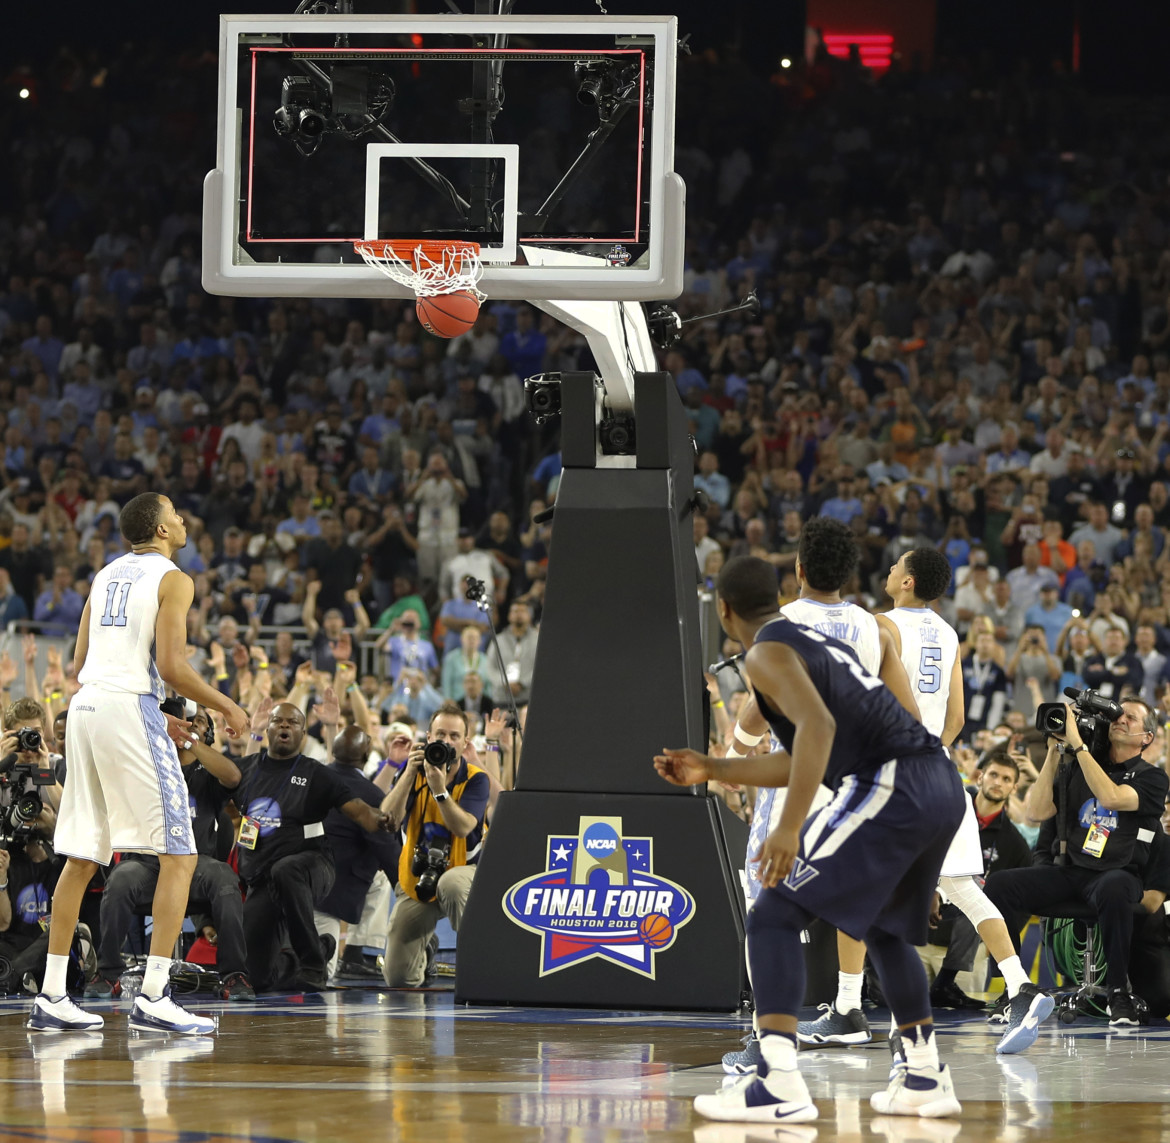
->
<box><xmin>410</xmin><ymin>838</ymin><xmax>452</xmax><ymax>902</ymax></box>
<box><xmin>160</xmin><ymin>696</ymin><xmax>215</xmax><ymax>746</ymax></box>
<box><xmin>1034</xmin><ymin>686</ymin><xmax>1123</xmax><ymax>762</ymax></box>
<box><xmin>16</xmin><ymin>728</ymin><xmax>41</xmax><ymax>753</ymax></box>
<box><xmin>423</xmin><ymin>740</ymin><xmax>458</xmax><ymax>769</ymax></box>
<box><xmin>0</xmin><ymin>756</ymin><xmax>55</xmax><ymax>847</ymax></box>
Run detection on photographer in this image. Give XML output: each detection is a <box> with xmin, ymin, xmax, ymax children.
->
<box><xmin>87</xmin><ymin>705</ymin><xmax>256</xmax><ymax>1002</ymax></box>
<box><xmin>984</xmin><ymin>696</ymin><xmax>1169</xmax><ymax>1024</ymax></box>
<box><xmin>0</xmin><ymin>833</ymin><xmax>71</xmax><ymax>994</ymax></box>
<box><xmin>238</xmin><ymin>700</ymin><xmax>390</xmax><ymax>993</ymax></box>
<box><xmin>381</xmin><ymin>701</ymin><xmax>489</xmax><ymax>987</ymax></box>
<box><xmin>0</xmin><ymin>699</ymin><xmax>60</xmax><ymax>844</ymax></box>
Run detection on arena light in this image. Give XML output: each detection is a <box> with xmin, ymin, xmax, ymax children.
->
<box><xmin>822</xmin><ymin>32</ymin><xmax>894</xmax><ymax>74</ymax></box>
<box><xmin>780</xmin><ymin>57</ymin><xmax>792</xmax><ymax>69</ymax></box>
<box><xmin>18</xmin><ymin>88</ymin><xmax>30</xmax><ymax>100</ymax></box>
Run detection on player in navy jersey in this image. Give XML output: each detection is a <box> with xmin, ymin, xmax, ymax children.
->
<box><xmin>656</xmin><ymin>556</ymin><xmax>966</xmax><ymax>1122</ymax></box>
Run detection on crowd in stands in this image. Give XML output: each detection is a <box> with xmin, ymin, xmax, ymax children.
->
<box><xmin>3</xmin><ymin>32</ymin><xmax>1170</xmax><ymax>996</ymax></box>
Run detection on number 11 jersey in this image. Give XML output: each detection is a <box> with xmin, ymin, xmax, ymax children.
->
<box><xmin>78</xmin><ymin>551</ymin><xmax>174</xmax><ymax>702</ymax></box>
<box><xmin>884</xmin><ymin>606</ymin><xmax>959</xmax><ymax>739</ymax></box>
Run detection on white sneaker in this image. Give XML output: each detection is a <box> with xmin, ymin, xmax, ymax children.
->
<box><xmin>870</xmin><ymin>1064</ymin><xmax>962</xmax><ymax>1118</ymax></box>
<box><xmin>26</xmin><ymin>994</ymin><xmax>105</xmax><ymax>1032</ymax></box>
<box><xmin>129</xmin><ymin>992</ymin><xmax>217</xmax><ymax>1036</ymax></box>
<box><xmin>694</xmin><ymin>1069</ymin><xmax>818</xmax><ymax>1123</ymax></box>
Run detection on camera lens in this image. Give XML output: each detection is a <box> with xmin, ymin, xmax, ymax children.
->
<box><xmin>424</xmin><ymin>740</ymin><xmax>457</xmax><ymax>768</ymax></box>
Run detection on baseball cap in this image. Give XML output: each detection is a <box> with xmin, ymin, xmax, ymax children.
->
<box><xmin>1041</xmin><ymin>583</ymin><xmax>1059</xmax><ymax>592</ymax></box>
<box><xmin>386</xmin><ymin>721</ymin><xmax>414</xmax><ymax>741</ymax></box>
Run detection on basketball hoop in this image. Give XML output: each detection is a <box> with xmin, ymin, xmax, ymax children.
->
<box><xmin>354</xmin><ymin>239</ymin><xmax>486</xmax><ymax>301</ymax></box>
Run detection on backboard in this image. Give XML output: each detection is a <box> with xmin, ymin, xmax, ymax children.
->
<box><xmin>203</xmin><ymin>13</ymin><xmax>684</xmax><ymax>302</ymax></box>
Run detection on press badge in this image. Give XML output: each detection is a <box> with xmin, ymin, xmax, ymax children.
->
<box><xmin>505</xmin><ymin>661</ymin><xmax>522</xmax><ymax>684</ymax></box>
<box><xmin>239</xmin><ymin>818</ymin><xmax>261</xmax><ymax>850</ymax></box>
<box><xmin>1082</xmin><ymin>823</ymin><xmax>1110</xmax><ymax>857</ymax></box>
<box><xmin>968</xmin><ymin>694</ymin><xmax>985</xmax><ymax>722</ymax></box>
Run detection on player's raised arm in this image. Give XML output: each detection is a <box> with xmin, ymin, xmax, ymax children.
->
<box><xmin>156</xmin><ymin>570</ymin><xmax>248</xmax><ymax>738</ymax></box>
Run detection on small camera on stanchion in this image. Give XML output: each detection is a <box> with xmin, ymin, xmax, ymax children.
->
<box><xmin>524</xmin><ymin>373</ymin><xmax>562</xmax><ymax>425</ymax></box>
<box><xmin>1035</xmin><ymin>687</ymin><xmax>1123</xmax><ymax>762</ymax></box>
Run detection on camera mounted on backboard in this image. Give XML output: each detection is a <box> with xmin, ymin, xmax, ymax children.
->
<box><xmin>524</xmin><ymin>374</ymin><xmax>563</xmax><ymax>425</ymax></box>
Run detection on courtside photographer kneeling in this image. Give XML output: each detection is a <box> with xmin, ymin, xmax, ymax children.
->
<box><xmin>984</xmin><ymin>690</ymin><xmax>1169</xmax><ymax>1024</ymax></box>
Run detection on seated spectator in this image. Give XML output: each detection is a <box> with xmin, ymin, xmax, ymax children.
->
<box><xmin>313</xmin><ymin>726</ymin><xmax>399</xmax><ymax>982</ymax></box>
<box><xmin>88</xmin><ymin>708</ymin><xmax>255</xmax><ymax>1001</ymax></box>
<box><xmin>925</xmin><ymin>754</ymin><xmax>1032</xmax><ymax>1008</ymax></box>
<box><xmin>380</xmin><ymin>703</ymin><xmax>490</xmax><ymax>987</ymax></box>
<box><xmin>238</xmin><ymin>701</ymin><xmax>389</xmax><ymax>992</ymax></box>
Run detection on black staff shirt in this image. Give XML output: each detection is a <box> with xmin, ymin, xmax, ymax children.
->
<box><xmin>1057</xmin><ymin>752</ymin><xmax>1169</xmax><ymax>872</ymax></box>
<box><xmin>234</xmin><ymin>751</ymin><xmax>355</xmax><ymax>882</ymax></box>
<box><xmin>182</xmin><ymin>759</ymin><xmax>236</xmax><ymax>859</ymax></box>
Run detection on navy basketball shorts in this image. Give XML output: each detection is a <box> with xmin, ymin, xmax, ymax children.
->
<box><xmin>764</xmin><ymin>751</ymin><xmax>966</xmax><ymax>947</ymax></box>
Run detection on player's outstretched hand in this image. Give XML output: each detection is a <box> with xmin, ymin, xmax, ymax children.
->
<box><xmin>652</xmin><ymin>747</ymin><xmax>710</xmax><ymax>787</ymax></box>
<box><xmin>163</xmin><ymin>713</ymin><xmax>197</xmax><ymax>752</ymax></box>
<box><xmin>223</xmin><ymin>701</ymin><xmax>249</xmax><ymax>740</ymax></box>
<box><xmin>754</xmin><ymin>826</ymin><xmax>800</xmax><ymax>888</ymax></box>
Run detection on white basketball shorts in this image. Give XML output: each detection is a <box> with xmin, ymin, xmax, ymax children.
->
<box><xmin>55</xmin><ymin>686</ymin><xmax>196</xmax><ymax>866</ymax></box>
<box><xmin>939</xmin><ymin>792</ymin><xmax>983</xmax><ymax>879</ymax></box>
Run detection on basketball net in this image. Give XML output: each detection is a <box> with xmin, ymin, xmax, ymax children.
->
<box><xmin>354</xmin><ymin>239</ymin><xmax>486</xmax><ymax>302</ymax></box>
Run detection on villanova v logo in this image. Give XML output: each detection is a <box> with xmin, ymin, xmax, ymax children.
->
<box><xmin>783</xmin><ymin>856</ymin><xmax>820</xmax><ymax>891</ymax></box>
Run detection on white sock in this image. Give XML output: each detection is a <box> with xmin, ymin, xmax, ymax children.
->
<box><xmin>902</xmin><ymin>1024</ymin><xmax>940</xmax><ymax>1072</ymax></box>
<box><xmin>42</xmin><ymin>953</ymin><xmax>69</xmax><ymax>999</ymax></box>
<box><xmin>835</xmin><ymin>970</ymin><xmax>863</xmax><ymax>1013</ymax></box>
<box><xmin>758</xmin><ymin>1031</ymin><xmax>809</xmax><ymax>1100</ymax></box>
<box><xmin>142</xmin><ymin>955</ymin><xmax>172</xmax><ymax>1000</ymax></box>
<box><xmin>999</xmin><ymin>955</ymin><xmax>1029</xmax><ymax>998</ymax></box>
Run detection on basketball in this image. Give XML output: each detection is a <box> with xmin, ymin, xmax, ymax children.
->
<box><xmin>638</xmin><ymin>913</ymin><xmax>674</xmax><ymax>949</ymax></box>
<box><xmin>416</xmin><ymin>290</ymin><xmax>480</xmax><ymax>338</ymax></box>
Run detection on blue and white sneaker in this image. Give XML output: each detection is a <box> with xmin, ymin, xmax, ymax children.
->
<box><xmin>721</xmin><ymin>1033</ymin><xmax>762</xmax><ymax>1074</ymax></box>
<box><xmin>129</xmin><ymin>990</ymin><xmax>216</xmax><ymax>1036</ymax></box>
<box><xmin>695</xmin><ymin>1069</ymin><xmax>818</xmax><ymax>1123</ymax></box>
<box><xmin>870</xmin><ymin>1063</ymin><xmax>962</xmax><ymax>1118</ymax></box>
<box><xmin>996</xmin><ymin>983</ymin><xmax>1054</xmax><ymax>1055</ymax></box>
<box><xmin>796</xmin><ymin>1002</ymin><xmax>871</xmax><ymax>1045</ymax></box>
<box><xmin>26</xmin><ymin>994</ymin><xmax>104</xmax><ymax>1032</ymax></box>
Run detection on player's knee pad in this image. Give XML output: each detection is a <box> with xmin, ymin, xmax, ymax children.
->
<box><xmin>939</xmin><ymin>875</ymin><xmax>1003</xmax><ymax>929</ymax></box>
<box><xmin>746</xmin><ymin>890</ymin><xmax>810</xmax><ymax>937</ymax></box>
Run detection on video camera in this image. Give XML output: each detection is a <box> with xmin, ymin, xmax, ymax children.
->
<box><xmin>0</xmin><ymin>753</ymin><xmax>55</xmax><ymax>848</ymax></box>
<box><xmin>1034</xmin><ymin>686</ymin><xmax>1123</xmax><ymax>763</ymax></box>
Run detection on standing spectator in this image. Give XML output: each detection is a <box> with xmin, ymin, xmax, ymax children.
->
<box><xmin>0</xmin><ymin>567</ymin><xmax>29</xmax><ymax>627</ymax></box>
<box><xmin>963</xmin><ymin>629</ymin><xmax>1010</xmax><ymax>741</ymax></box>
<box><xmin>983</xmin><ymin>578</ymin><xmax>1026</xmax><ymax>647</ymax></box>
<box><xmin>411</xmin><ymin>453</ymin><xmax>465</xmax><ymax>587</ymax></box>
<box><xmin>1025</xmin><ymin>583</ymin><xmax>1074</xmax><ymax>652</ymax></box>
<box><xmin>694</xmin><ymin>452</ymin><xmax>731</xmax><ymax>510</ymax></box>
<box><xmin>1082</xmin><ymin>627</ymin><xmax>1145</xmax><ymax>702</ymax></box>
<box><xmin>441</xmin><ymin>625</ymin><xmax>491</xmax><ymax>701</ymax></box>
<box><xmin>364</xmin><ymin>504</ymin><xmax>419</xmax><ymax>615</ymax></box>
<box><xmin>1005</xmin><ymin>626</ymin><xmax>1060</xmax><ymax>723</ymax></box>
<box><xmin>0</xmin><ymin>523</ymin><xmax>49</xmax><ymax>614</ymax></box>
<box><xmin>498</xmin><ymin>307</ymin><xmax>547</xmax><ymax>382</ymax></box>
<box><xmin>347</xmin><ymin>446</ymin><xmax>396</xmax><ymax>507</ymax></box>
<box><xmin>277</xmin><ymin>491</ymin><xmax>323</xmax><ymax>546</ymax></box>
<box><xmin>33</xmin><ymin>565</ymin><xmax>85</xmax><ymax>636</ymax></box>
<box><xmin>440</xmin><ymin>529</ymin><xmax>504</xmax><ymax>603</ymax></box>
<box><xmin>1005</xmin><ymin>544</ymin><xmax>1060</xmax><ymax>613</ymax></box>
<box><xmin>488</xmin><ymin>601</ymin><xmax>539</xmax><ymax>705</ymax></box>
<box><xmin>302</xmin><ymin>581</ymin><xmax>369</xmax><ymax>674</ymax></box>
<box><xmin>305</xmin><ymin>512</ymin><xmax>364</xmax><ymax>614</ymax></box>
<box><xmin>375</xmin><ymin>609</ymin><xmax>439</xmax><ymax>684</ymax></box>
<box><xmin>1069</xmin><ymin>502</ymin><xmax>1125</xmax><ymax>566</ymax></box>
<box><xmin>1133</xmin><ymin>625</ymin><xmax>1170</xmax><ymax>707</ymax></box>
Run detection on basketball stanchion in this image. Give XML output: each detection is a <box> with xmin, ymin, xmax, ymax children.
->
<box><xmin>354</xmin><ymin>239</ymin><xmax>484</xmax><ymax>337</ymax></box>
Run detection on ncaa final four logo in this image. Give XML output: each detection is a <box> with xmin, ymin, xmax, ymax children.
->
<box><xmin>502</xmin><ymin>816</ymin><xmax>696</xmax><ymax>978</ymax></box>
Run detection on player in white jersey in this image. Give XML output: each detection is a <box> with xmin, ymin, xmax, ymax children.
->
<box><xmin>878</xmin><ymin>548</ymin><xmax>1054</xmax><ymax>1055</ymax></box>
<box><xmin>29</xmin><ymin>493</ymin><xmax>248</xmax><ymax>1035</ymax></box>
<box><xmin>722</xmin><ymin>519</ymin><xmax>922</xmax><ymax>1068</ymax></box>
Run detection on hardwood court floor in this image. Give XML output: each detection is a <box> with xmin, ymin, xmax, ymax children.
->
<box><xmin>1</xmin><ymin>988</ymin><xmax>1169</xmax><ymax>1143</ymax></box>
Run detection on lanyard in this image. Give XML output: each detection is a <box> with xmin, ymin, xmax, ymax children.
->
<box><xmin>970</xmin><ymin>657</ymin><xmax>993</xmax><ymax>694</ymax></box>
